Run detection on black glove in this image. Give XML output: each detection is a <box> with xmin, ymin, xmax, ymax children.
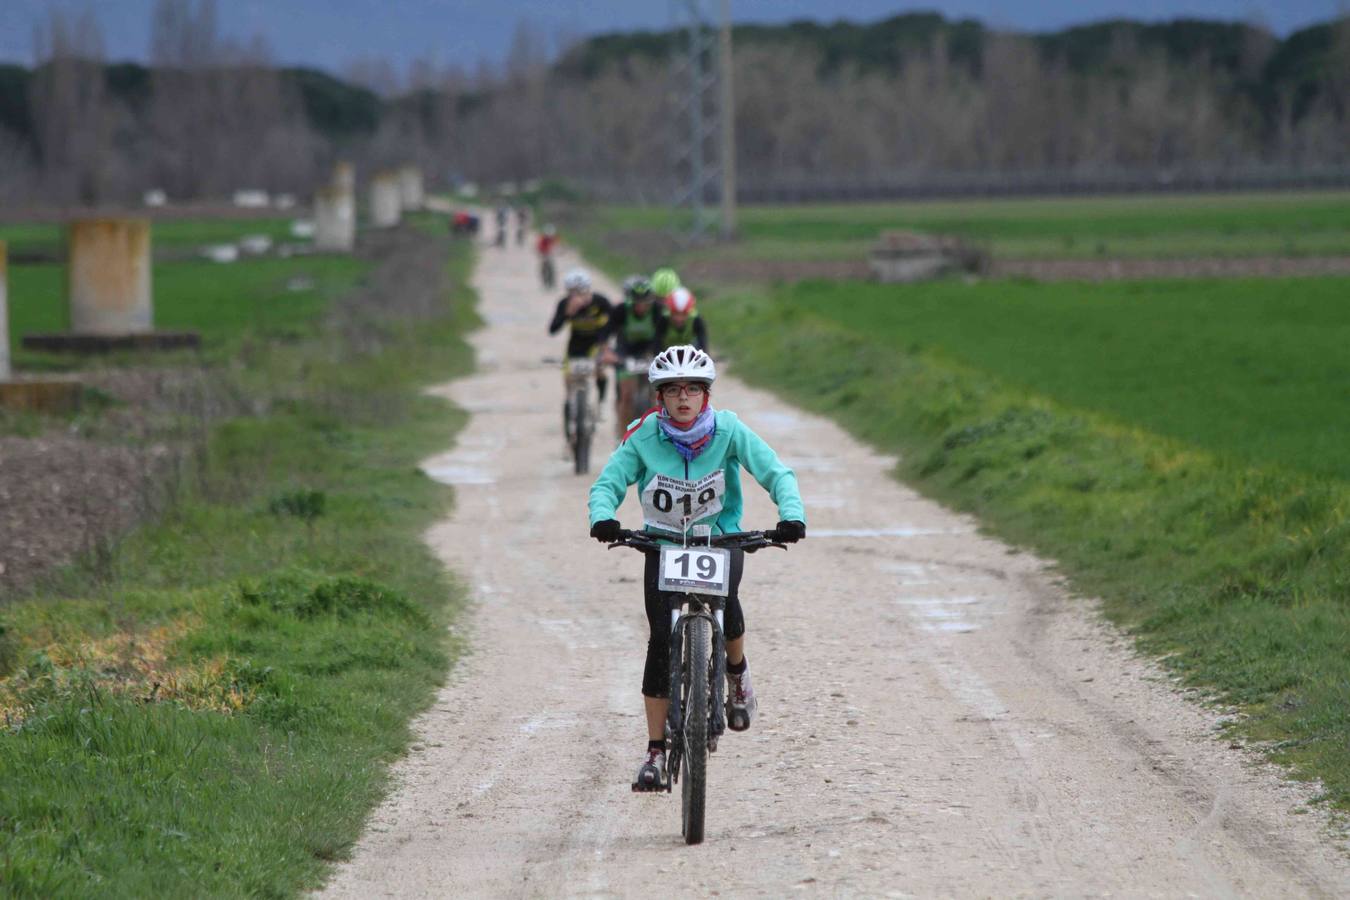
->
<box><xmin>590</xmin><ymin>519</ymin><xmax>622</xmax><ymax>542</ymax></box>
<box><xmin>775</xmin><ymin>520</ymin><xmax>806</xmax><ymax>543</ymax></box>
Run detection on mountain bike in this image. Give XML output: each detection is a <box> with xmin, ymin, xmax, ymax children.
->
<box><xmin>622</xmin><ymin>355</ymin><xmax>653</xmax><ymax>423</ymax></box>
<box><xmin>563</xmin><ymin>356</ymin><xmax>598</xmax><ymax>474</ymax></box>
<box><xmin>612</xmin><ymin>354</ymin><xmax>654</xmax><ymax>437</ymax></box>
<box><xmin>606</xmin><ymin>527</ymin><xmax>787</xmax><ymax>844</ymax></box>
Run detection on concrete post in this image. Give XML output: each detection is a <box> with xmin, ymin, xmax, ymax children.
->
<box><xmin>370</xmin><ymin>172</ymin><xmax>403</xmax><ymax>228</ymax></box>
<box><xmin>0</xmin><ymin>241</ymin><xmax>10</xmax><ymax>381</ymax></box>
<box><xmin>314</xmin><ymin>185</ymin><xmax>356</xmax><ymax>252</ymax></box>
<box><xmin>399</xmin><ymin>165</ymin><xmax>425</xmax><ymax>211</ymax></box>
<box><xmin>68</xmin><ymin>219</ymin><xmax>152</xmax><ymax>336</ymax></box>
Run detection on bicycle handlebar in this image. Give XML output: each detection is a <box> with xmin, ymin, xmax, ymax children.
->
<box><xmin>604</xmin><ymin>528</ymin><xmax>788</xmax><ymax>553</ymax></box>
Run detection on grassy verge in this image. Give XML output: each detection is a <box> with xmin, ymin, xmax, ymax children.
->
<box><xmin>0</xmin><ymin>235</ymin><xmax>478</xmax><ymax>896</ymax></box>
<box><xmin>713</xmin><ymin>282</ymin><xmax>1350</xmax><ymax>810</ymax></box>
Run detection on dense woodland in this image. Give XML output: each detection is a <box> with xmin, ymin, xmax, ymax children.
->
<box><xmin>1</xmin><ymin>1</ymin><xmax>1347</xmax><ymax>206</ymax></box>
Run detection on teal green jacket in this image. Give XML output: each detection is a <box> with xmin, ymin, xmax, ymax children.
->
<box><xmin>588</xmin><ymin>409</ymin><xmax>805</xmax><ymax>534</ymax></box>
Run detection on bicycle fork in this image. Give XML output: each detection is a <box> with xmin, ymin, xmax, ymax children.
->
<box><xmin>666</xmin><ymin>596</ymin><xmax>727</xmax><ymax>760</ymax></box>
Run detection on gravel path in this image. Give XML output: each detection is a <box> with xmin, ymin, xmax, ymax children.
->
<box><xmin>320</xmin><ymin>234</ymin><xmax>1349</xmax><ymax>898</ymax></box>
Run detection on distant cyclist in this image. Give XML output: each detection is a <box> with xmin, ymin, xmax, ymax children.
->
<box><xmin>537</xmin><ymin>224</ymin><xmax>560</xmax><ymax>289</ymax></box>
<box><xmin>588</xmin><ymin>345</ymin><xmax>806</xmax><ymax>788</ymax></box>
<box><xmin>514</xmin><ymin>205</ymin><xmax>529</xmax><ymax>246</ymax></box>
<box><xmin>494</xmin><ymin>205</ymin><xmax>509</xmax><ymax>247</ymax></box>
<box><xmin>603</xmin><ymin>276</ymin><xmax>666</xmax><ymax>439</ymax></box>
<box><xmin>548</xmin><ymin>268</ymin><xmax>613</xmax><ymax>417</ymax></box>
<box><xmin>656</xmin><ymin>286</ymin><xmax>708</xmax><ymax>351</ymax></box>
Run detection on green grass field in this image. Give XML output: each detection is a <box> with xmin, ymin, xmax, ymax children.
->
<box><xmin>588</xmin><ymin>190</ymin><xmax>1350</xmax><ymax>262</ymax></box>
<box><xmin>0</xmin><ymin>236</ymin><xmax>477</xmax><ymax>895</ymax></box>
<box><xmin>8</xmin><ymin>257</ymin><xmax>369</xmax><ymax>366</ymax></box>
<box><xmin>773</xmin><ymin>277</ymin><xmax>1350</xmax><ymax>481</ymax></box>
<box><xmin>0</xmin><ymin>218</ymin><xmax>300</xmax><ymax>259</ymax></box>
<box><xmin>713</xmin><ymin>280</ymin><xmax>1350</xmax><ymax>810</ymax></box>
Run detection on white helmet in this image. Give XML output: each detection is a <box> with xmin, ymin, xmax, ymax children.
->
<box><xmin>649</xmin><ymin>344</ymin><xmax>715</xmax><ymax>386</ymax></box>
<box><xmin>563</xmin><ymin>268</ymin><xmax>591</xmax><ymax>291</ymax></box>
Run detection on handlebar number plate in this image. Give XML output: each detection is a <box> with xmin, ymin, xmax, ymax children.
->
<box><xmin>658</xmin><ymin>546</ymin><xmax>731</xmax><ymax>597</ymax></box>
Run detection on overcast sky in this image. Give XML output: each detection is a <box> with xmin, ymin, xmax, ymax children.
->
<box><xmin>3</xmin><ymin>1</ymin><xmax>1342</xmax><ymax>73</ymax></box>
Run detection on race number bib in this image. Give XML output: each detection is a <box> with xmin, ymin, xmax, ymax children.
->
<box><xmin>640</xmin><ymin>471</ymin><xmax>726</xmax><ymax>532</ymax></box>
<box><xmin>658</xmin><ymin>545</ymin><xmax>731</xmax><ymax>596</ymax></box>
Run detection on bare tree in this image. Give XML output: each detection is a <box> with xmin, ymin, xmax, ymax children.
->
<box><xmin>148</xmin><ymin>0</ymin><xmax>318</xmax><ymax>198</ymax></box>
<box><xmin>29</xmin><ymin>9</ymin><xmax>114</xmax><ymax>205</ymax></box>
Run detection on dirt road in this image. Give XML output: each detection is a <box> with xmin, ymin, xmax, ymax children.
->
<box><xmin>321</xmin><ymin>236</ymin><xmax>1349</xmax><ymax>897</ymax></box>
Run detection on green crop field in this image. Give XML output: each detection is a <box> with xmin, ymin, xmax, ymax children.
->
<box><xmin>588</xmin><ymin>190</ymin><xmax>1350</xmax><ymax>262</ymax></box>
<box><xmin>711</xmin><ymin>277</ymin><xmax>1350</xmax><ymax>810</ymax></box>
<box><xmin>768</xmin><ymin>277</ymin><xmax>1350</xmax><ymax>481</ymax></box>
<box><xmin>0</xmin><ymin>217</ymin><xmax>299</xmax><ymax>259</ymax></box>
<box><xmin>7</xmin><ymin>257</ymin><xmax>368</xmax><ymax>370</ymax></box>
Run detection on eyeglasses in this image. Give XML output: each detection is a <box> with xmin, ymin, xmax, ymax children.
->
<box><xmin>658</xmin><ymin>383</ymin><xmax>707</xmax><ymax>398</ymax></box>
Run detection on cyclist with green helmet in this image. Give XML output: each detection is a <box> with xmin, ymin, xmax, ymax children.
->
<box><xmin>604</xmin><ymin>276</ymin><xmax>667</xmax><ymax>439</ymax></box>
<box><xmin>656</xmin><ymin>286</ymin><xmax>708</xmax><ymax>351</ymax></box>
<box><xmin>649</xmin><ymin>267</ymin><xmax>681</xmax><ymax>299</ymax></box>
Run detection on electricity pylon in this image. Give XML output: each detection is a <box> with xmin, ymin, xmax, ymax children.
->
<box><xmin>669</xmin><ymin>0</ymin><xmax>735</xmax><ymax>240</ymax></box>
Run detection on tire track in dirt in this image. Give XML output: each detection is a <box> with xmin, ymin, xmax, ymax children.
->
<box><xmin>320</xmin><ymin>231</ymin><xmax>1349</xmax><ymax>898</ymax></box>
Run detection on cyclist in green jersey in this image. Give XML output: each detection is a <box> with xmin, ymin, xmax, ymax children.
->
<box><xmin>604</xmin><ymin>276</ymin><xmax>667</xmax><ymax>439</ymax></box>
<box><xmin>655</xmin><ymin>286</ymin><xmax>708</xmax><ymax>351</ymax></box>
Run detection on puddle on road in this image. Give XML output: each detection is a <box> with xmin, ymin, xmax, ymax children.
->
<box><xmin>780</xmin><ymin>456</ymin><xmax>840</xmax><ymax>473</ymax></box>
<box><xmin>810</xmin><ymin>526</ymin><xmax>972</xmax><ymax>538</ymax></box>
<box><xmin>751</xmin><ymin>411</ymin><xmax>804</xmax><ymax>430</ymax></box>
<box><xmin>422</xmin><ymin>464</ymin><xmax>496</xmax><ymax>485</ymax></box>
<box><xmin>517</xmin><ymin>712</ymin><xmax>580</xmax><ymax>735</ymax></box>
<box><xmin>896</xmin><ymin>595</ymin><xmax>983</xmax><ymax>633</ymax></box>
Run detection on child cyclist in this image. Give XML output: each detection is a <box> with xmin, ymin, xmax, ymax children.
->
<box><xmin>588</xmin><ymin>345</ymin><xmax>807</xmax><ymax>788</ymax></box>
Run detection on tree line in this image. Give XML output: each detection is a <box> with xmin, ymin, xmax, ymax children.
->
<box><xmin>1</xmin><ymin>3</ymin><xmax>1346</xmax><ymax>207</ymax></box>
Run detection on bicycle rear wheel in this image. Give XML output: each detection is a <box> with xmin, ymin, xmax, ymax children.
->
<box><xmin>681</xmin><ymin>616</ymin><xmax>710</xmax><ymax>845</ymax></box>
<box><xmin>572</xmin><ymin>387</ymin><xmax>591</xmax><ymax>474</ymax></box>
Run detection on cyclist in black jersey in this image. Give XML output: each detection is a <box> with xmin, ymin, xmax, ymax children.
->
<box><xmin>548</xmin><ymin>268</ymin><xmax>613</xmax><ymax>409</ymax></box>
<box><xmin>603</xmin><ymin>276</ymin><xmax>666</xmax><ymax>438</ymax></box>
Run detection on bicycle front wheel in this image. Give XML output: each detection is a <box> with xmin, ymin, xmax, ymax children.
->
<box><xmin>681</xmin><ymin>616</ymin><xmax>710</xmax><ymax>845</ymax></box>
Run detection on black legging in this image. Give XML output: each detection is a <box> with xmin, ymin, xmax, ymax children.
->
<box><xmin>641</xmin><ymin>548</ymin><xmax>745</xmax><ymax>698</ymax></box>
